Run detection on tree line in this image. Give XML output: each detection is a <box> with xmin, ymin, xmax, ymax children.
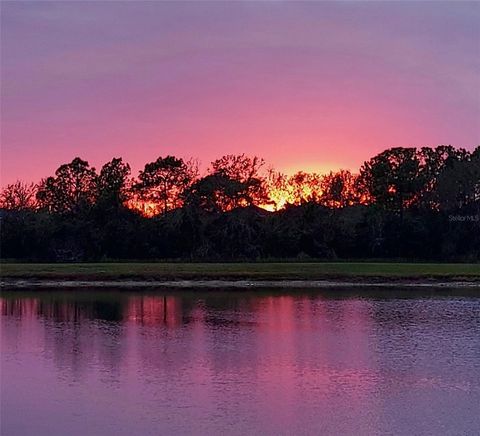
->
<box><xmin>1</xmin><ymin>145</ymin><xmax>479</xmax><ymax>261</ymax></box>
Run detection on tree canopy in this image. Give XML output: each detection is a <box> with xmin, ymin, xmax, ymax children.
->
<box><xmin>1</xmin><ymin>146</ymin><xmax>479</xmax><ymax>261</ymax></box>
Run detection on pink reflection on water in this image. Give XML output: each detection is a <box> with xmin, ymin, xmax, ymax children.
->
<box><xmin>5</xmin><ymin>292</ymin><xmax>478</xmax><ymax>435</ymax></box>
<box><xmin>125</xmin><ymin>296</ymin><xmax>182</xmax><ymax>327</ymax></box>
<box><xmin>2</xmin><ymin>292</ymin><xmax>480</xmax><ymax>435</ymax></box>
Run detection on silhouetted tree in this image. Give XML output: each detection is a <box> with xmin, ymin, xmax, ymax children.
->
<box><xmin>97</xmin><ymin>157</ymin><xmax>131</xmax><ymax>209</ymax></box>
<box><xmin>209</xmin><ymin>154</ymin><xmax>270</xmax><ymax>207</ymax></box>
<box><xmin>135</xmin><ymin>156</ymin><xmax>198</xmax><ymax>215</ymax></box>
<box><xmin>359</xmin><ymin>147</ymin><xmax>423</xmax><ymax>213</ymax></box>
<box><xmin>266</xmin><ymin>170</ymin><xmax>324</xmax><ymax>208</ymax></box>
<box><xmin>203</xmin><ymin>206</ymin><xmax>269</xmax><ymax>259</ymax></box>
<box><xmin>184</xmin><ymin>173</ymin><xmax>246</xmax><ymax>212</ymax></box>
<box><xmin>0</xmin><ymin>181</ymin><xmax>37</xmax><ymax>210</ymax></box>
<box><xmin>434</xmin><ymin>147</ymin><xmax>480</xmax><ymax>211</ymax></box>
<box><xmin>287</xmin><ymin>171</ymin><xmax>322</xmax><ymax>205</ymax></box>
<box><xmin>416</xmin><ymin>145</ymin><xmax>469</xmax><ymax>208</ymax></box>
<box><xmin>36</xmin><ymin>157</ymin><xmax>98</xmax><ymax>214</ymax></box>
<box><xmin>320</xmin><ymin>170</ymin><xmax>363</xmax><ymax>208</ymax></box>
<box><xmin>2</xmin><ymin>146</ymin><xmax>478</xmax><ymax>262</ymax></box>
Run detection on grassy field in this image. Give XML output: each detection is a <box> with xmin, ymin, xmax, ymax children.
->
<box><xmin>1</xmin><ymin>262</ymin><xmax>479</xmax><ymax>282</ymax></box>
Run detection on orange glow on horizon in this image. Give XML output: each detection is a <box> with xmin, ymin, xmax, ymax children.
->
<box><xmin>125</xmin><ymin>198</ymin><xmax>161</xmax><ymax>217</ymax></box>
<box><xmin>124</xmin><ymin>171</ymin><xmax>374</xmax><ymax>216</ymax></box>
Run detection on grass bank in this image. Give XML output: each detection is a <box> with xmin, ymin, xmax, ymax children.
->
<box><xmin>1</xmin><ymin>262</ymin><xmax>479</xmax><ymax>283</ymax></box>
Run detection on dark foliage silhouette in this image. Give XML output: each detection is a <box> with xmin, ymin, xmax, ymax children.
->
<box><xmin>1</xmin><ymin>146</ymin><xmax>478</xmax><ymax>261</ymax></box>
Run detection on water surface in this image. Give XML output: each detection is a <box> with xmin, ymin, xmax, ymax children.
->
<box><xmin>1</xmin><ymin>289</ymin><xmax>479</xmax><ymax>435</ymax></box>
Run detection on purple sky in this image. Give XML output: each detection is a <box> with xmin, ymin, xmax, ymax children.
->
<box><xmin>1</xmin><ymin>1</ymin><xmax>479</xmax><ymax>185</ymax></box>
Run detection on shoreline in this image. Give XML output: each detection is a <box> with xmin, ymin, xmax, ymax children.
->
<box><xmin>2</xmin><ymin>278</ymin><xmax>479</xmax><ymax>290</ymax></box>
<box><xmin>2</xmin><ymin>262</ymin><xmax>479</xmax><ymax>290</ymax></box>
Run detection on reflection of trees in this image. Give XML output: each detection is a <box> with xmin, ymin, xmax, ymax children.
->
<box><xmin>3</xmin><ymin>292</ymin><xmax>479</xmax><ymax>406</ymax></box>
<box><xmin>1</xmin><ymin>297</ymin><xmax>41</xmax><ymax>318</ymax></box>
<box><xmin>1</xmin><ymin>295</ymin><xmax>128</xmax><ymax>382</ymax></box>
<box><xmin>3</xmin><ymin>296</ymin><xmax>125</xmax><ymax>323</ymax></box>
<box><xmin>125</xmin><ymin>296</ymin><xmax>183</xmax><ymax>327</ymax></box>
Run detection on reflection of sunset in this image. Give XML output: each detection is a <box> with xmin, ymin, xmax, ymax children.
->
<box><xmin>1</xmin><ymin>298</ymin><xmax>40</xmax><ymax>318</ymax></box>
<box><xmin>3</xmin><ymin>292</ymin><xmax>480</xmax><ymax>435</ymax></box>
<box><xmin>125</xmin><ymin>296</ymin><xmax>182</xmax><ymax>327</ymax></box>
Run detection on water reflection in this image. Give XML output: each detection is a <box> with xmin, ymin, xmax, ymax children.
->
<box><xmin>1</xmin><ymin>290</ymin><xmax>480</xmax><ymax>436</ymax></box>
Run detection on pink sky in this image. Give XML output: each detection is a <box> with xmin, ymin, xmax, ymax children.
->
<box><xmin>1</xmin><ymin>1</ymin><xmax>479</xmax><ymax>185</ymax></box>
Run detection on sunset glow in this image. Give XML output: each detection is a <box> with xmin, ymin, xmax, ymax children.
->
<box><xmin>2</xmin><ymin>3</ymin><xmax>480</xmax><ymax>435</ymax></box>
<box><xmin>125</xmin><ymin>197</ymin><xmax>162</xmax><ymax>218</ymax></box>
<box><xmin>2</xmin><ymin>1</ymin><xmax>479</xmax><ymax>187</ymax></box>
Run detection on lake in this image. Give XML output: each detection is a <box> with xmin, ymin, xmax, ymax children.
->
<box><xmin>1</xmin><ymin>289</ymin><xmax>479</xmax><ymax>435</ymax></box>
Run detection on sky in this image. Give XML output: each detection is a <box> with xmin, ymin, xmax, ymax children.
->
<box><xmin>1</xmin><ymin>1</ymin><xmax>479</xmax><ymax>185</ymax></box>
